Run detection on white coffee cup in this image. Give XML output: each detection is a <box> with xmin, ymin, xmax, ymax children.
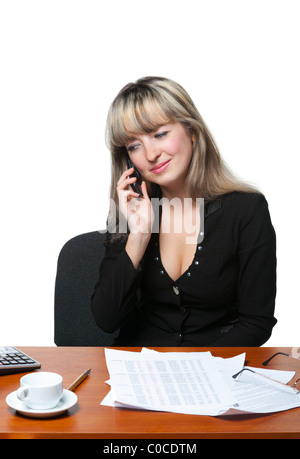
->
<box><xmin>16</xmin><ymin>372</ymin><xmax>63</xmax><ymax>410</ymax></box>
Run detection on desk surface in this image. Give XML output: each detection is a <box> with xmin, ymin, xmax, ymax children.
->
<box><xmin>0</xmin><ymin>346</ymin><xmax>300</xmax><ymax>439</ymax></box>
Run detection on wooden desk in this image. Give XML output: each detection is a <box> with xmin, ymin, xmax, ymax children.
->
<box><xmin>0</xmin><ymin>346</ymin><xmax>300</xmax><ymax>439</ymax></box>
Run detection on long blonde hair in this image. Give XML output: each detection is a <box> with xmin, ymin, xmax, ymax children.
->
<box><xmin>105</xmin><ymin>76</ymin><xmax>259</xmax><ymax>236</ymax></box>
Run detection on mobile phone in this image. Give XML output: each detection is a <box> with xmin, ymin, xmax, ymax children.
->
<box><xmin>125</xmin><ymin>155</ymin><xmax>143</xmax><ymax>197</ymax></box>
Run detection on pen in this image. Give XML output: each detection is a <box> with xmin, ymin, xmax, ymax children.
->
<box><xmin>67</xmin><ymin>368</ymin><xmax>91</xmax><ymax>392</ymax></box>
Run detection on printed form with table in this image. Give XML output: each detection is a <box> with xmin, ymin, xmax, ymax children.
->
<box><xmin>101</xmin><ymin>348</ymin><xmax>300</xmax><ymax>416</ymax></box>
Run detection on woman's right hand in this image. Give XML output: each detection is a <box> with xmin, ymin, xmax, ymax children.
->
<box><xmin>117</xmin><ymin>168</ymin><xmax>154</xmax><ymax>267</ymax></box>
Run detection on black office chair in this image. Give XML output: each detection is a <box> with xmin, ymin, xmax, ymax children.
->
<box><xmin>54</xmin><ymin>230</ymin><xmax>118</xmax><ymax>346</ymax></box>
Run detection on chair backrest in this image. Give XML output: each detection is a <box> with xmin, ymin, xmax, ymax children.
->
<box><xmin>54</xmin><ymin>231</ymin><xmax>118</xmax><ymax>346</ymax></box>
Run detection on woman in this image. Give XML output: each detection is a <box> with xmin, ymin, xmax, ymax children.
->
<box><xmin>91</xmin><ymin>76</ymin><xmax>277</xmax><ymax>346</ymax></box>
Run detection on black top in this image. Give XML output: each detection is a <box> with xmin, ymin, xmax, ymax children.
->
<box><xmin>91</xmin><ymin>192</ymin><xmax>277</xmax><ymax>346</ymax></box>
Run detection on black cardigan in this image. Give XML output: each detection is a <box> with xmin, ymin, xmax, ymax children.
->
<box><xmin>91</xmin><ymin>192</ymin><xmax>277</xmax><ymax>346</ymax></box>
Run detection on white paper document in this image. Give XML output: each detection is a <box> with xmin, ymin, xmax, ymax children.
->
<box><xmin>104</xmin><ymin>348</ymin><xmax>236</xmax><ymax>416</ymax></box>
<box><xmin>101</xmin><ymin>348</ymin><xmax>300</xmax><ymax>416</ymax></box>
<box><xmin>228</xmin><ymin>369</ymin><xmax>300</xmax><ymax>414</ymax></box>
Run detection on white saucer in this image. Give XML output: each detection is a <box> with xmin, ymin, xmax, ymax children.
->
<box><xmin>6</xmin><ymin>389</ymin><xmax>78</xmax><ymax>418</ymax></box>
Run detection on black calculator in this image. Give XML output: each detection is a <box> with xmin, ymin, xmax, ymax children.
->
<box><xmin>0</xmin><ymin>346</ymin><xmax>41</xmax><ymax>375</ymax></box>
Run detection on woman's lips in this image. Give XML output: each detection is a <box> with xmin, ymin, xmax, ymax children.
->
<box><xmin>150</xmin><ymin>160</ymin><xmax>171</xmax><ymax>174</ymax></box>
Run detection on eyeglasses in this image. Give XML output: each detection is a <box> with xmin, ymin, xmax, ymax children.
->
<box><xmin>261</xmin><ymin>351</ymin><xmax>300</xmax><ymax>388</ymax></box>
<box><xmin>233</xmin><ymin>351</ymin><xmax>300</xmax><ymax>389</ymax></box>
<box><xmin>233</xmin><ymin>367</ymin><xmax>300</xmax><ymax>390</ymax></box>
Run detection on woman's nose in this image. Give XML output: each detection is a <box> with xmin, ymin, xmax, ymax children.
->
<box><xmin>144</xmin><ymin>141</ymin><xmax>162</xmax><ymax>162</ymax></box>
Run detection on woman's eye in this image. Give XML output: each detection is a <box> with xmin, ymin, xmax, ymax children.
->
<box><xmin>155</xmin><ymin>131</ymin><xmax>168</xmax><ymax>139</ymax></box>
<box><xmin>127</xmin><ymin>144</ymin><xmax>139</xmax><ymax>152</ymax></box>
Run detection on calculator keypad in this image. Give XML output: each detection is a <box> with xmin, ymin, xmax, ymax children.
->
<box><xmin>0</xmin><ymin>347</ymin><xmax>41</xmax><ymax>374</ymax></box>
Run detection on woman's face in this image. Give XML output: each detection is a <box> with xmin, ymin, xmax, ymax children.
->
<box><xmin>125</xmin><ymin>122</ymin><xmax>194</xmax><ymax>195</ymax></box>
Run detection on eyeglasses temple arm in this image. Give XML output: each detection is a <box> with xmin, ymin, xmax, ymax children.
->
<box><xmin>232</xmin><ymin>368</ymin><xmax>256</xmax><ymax>379</ymax></box>
<box><xmin>262</xmin><ymin>352</ymin><xmax>289</xmax><ymax>366</ymax></box>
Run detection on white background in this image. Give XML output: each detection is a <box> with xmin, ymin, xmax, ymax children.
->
<box><xmin>0</xmin><ymin>0</ymin><xmax>299</xmax><ymax>346</ymax></box>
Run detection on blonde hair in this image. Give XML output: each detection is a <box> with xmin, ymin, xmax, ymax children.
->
<box><xmin>105</xmin><ymin>76</ymin><xmax>259</xmax><ymax>235</ymax></box>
